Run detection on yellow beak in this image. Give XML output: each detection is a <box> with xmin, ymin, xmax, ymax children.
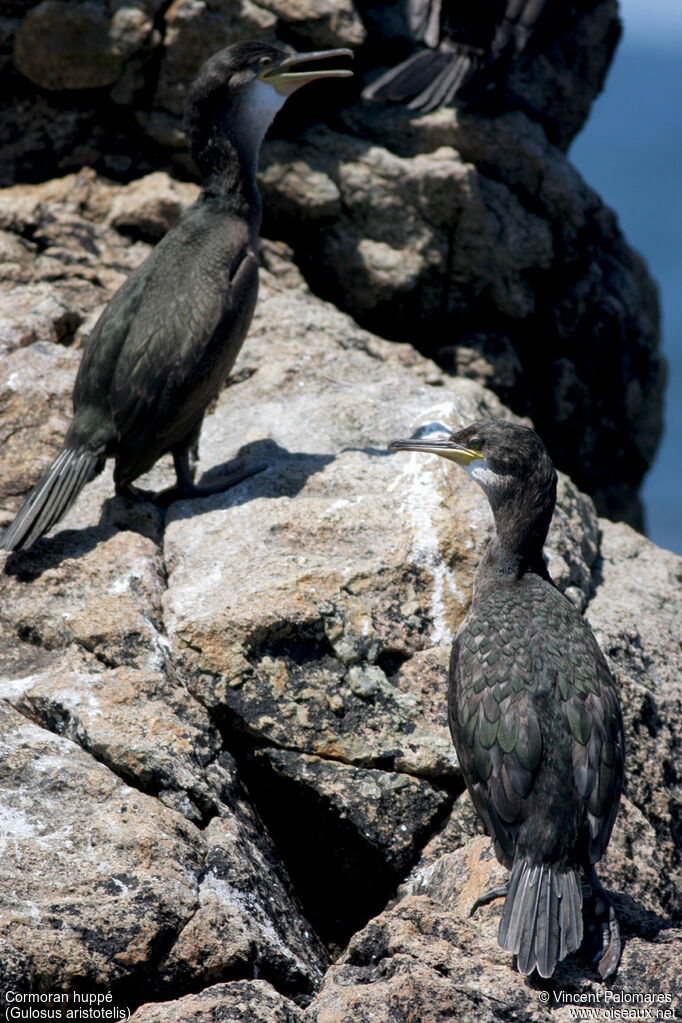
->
<box><xmin>389</xmin><ymin>437</ymin><xmax>484</xmax><ymax>466</ymax></box>
<box><xmin>258</xmin><ymin>48</ymin><xmax>354</xmax><ymax>96</ymax></box>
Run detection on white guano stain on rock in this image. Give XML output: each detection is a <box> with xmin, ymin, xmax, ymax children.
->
<box><xmin>389</xmin><ymin>406</ymin><xmax>467</xmax><ymax>646</ymax></box>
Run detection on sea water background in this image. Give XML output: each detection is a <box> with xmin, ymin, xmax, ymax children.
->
<box><xmin>570</xmin><ymin>0</ymin><xmax>682</xmax><ymax>554</ymax></box>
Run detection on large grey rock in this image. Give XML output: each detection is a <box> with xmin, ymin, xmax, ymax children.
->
<box><xmin>131</xmin><ymin>981</ymin><xmax>305</xmax><ymax>1023</ymax></box>
<box><xmin>14</xmin><ymin>0</ymin><xmax>159</xmax><ymax>92</ymax></box>
<box><xmin>258</xmin><ymin>112</ymin><xmax>662</xmax><ymax>525</ymax></box>
<box><xmin>586</xmin><ymin>520</ymin><xmax>682</xmax><ymax>920</ymax></box>
<box><xmin>305</xmin><ymin>837</ymin><xmax>682</xmax><ymax>1023</ymax></box>
<box><xmin>0</xmin><ymin>672</ymin><xmax>326</xmax><ymax>998</ymax></box>
<box><xmin>0</xmin><ymin>699</ymin><xmax>201</xmax><ymax>991</ymax></box>
<box><xmin>0</xmin><ymin>172</ymin><xmax>679</xmax><ymax>1014</ymax></box>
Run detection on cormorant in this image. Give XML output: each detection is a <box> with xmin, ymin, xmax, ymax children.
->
<box><xmin>390</xmin><ymin>420</ymin><xmax>624</xmax><ymax>978</ymax></box>
<box><xmin>2</xmin><ymin>41</ymin><xmax>352</xmax><ymax>552</ymax></box>
<box><xmin>363</xmin><ymin>0</ymin><xmax>550</xmax><ymax>113</ymax></box>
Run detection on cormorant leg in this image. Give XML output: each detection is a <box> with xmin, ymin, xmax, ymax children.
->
<box><xmin>171</xmin><ymin>449</ymin><xmax>266</xmax><ymax>498</ymax></box>
<box><xmin>469</xmin><ymin>883</ymin><xmax>509</xmax><ymax>917</ymax></box>
<box><xmin>115</xmin><ymin>481</ymin><xmax>155</xmax><ymax>502</ymax></box>
<box><xmin>113</xmin><ymin>455</ymin><xmax>265</xmax><ymax>510</ymax></box>
<box><xmin>583</xmin><ymin>868</ymin><xmax>621</xmax><ymax>979</ymax></box>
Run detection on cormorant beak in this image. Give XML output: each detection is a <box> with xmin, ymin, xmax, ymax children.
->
<box><xmin>389</xmin><ymin>437</ymin><xmax>484</xmax><ymax>466</ymax></box>
<box><xmin>259</xmin><ymin>48</ymin><xmax>354</xmax><ymax>96</ymax></box>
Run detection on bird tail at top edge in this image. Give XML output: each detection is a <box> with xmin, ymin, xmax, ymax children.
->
<box><xmin>362</xmin><ymin>47</ymin><xmax>476</xmax><ymax>113</ymax></box>
<box><xmin>498</xmin><ymin>860</ymin><xmax>583</xmax><ymax>979</ymax></box>
<box><xmin>2</xmin><ymin>448</ymin><xmax>102</xmax><ymax>552</ymax></box>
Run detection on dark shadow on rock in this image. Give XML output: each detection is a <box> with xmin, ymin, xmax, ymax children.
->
<box><xmin>2</xmin><ymin>491</ymin><xmax>167</xmax><ymax>578</ymax></box>
<box><xmin>3</xmin><ymin>523</ymin><xmax>120</xmax><ymax>580</ymax></box>
<box><xmin>609</xmin><ymin>891</ymin><xmax>670</xmax><ymax>941</ymax></box>
<box><xmin>166</xmin><ymin>438</ymin><xmax>336</xmax><ymax>522</ymax></box>
<box><xmin>3</xmin><ymin>440</ymin><xmax>334</xmax><ymax>574</ymax></box>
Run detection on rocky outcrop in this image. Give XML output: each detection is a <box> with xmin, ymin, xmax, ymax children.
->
<box><xmin>0</xmin><ymin>0</ymin><xmax>663</xmax><ymax>524</ymax></box>
<box><xmin>0</xmin><ymin>177</ymin><xmax>680</xmax><ymax>1019</ymax></box>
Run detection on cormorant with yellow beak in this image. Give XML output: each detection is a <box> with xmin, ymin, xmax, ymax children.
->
<box><xmin>390</xmin><ymin>420</ymin><xmax>624</xmax><ymax>978</ymax></box>
<box><xmin>3</xmin><ymin>41</ymin><xmax>352</xmax><ymax>551</ymax></box>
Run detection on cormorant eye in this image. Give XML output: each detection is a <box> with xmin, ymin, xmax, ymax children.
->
<box><xmin>469</xmin><ymin>437</ymin><xmax>484</xmax><ymax>452</ymax></box>
<box><xmin>259</xmin><ymin>55</ymin><xmax>274</xmax><ymax>68</ymax></box>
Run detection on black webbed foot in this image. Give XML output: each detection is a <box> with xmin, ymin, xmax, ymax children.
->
<box><xmin>583</xmin><ymin>869</ymin><xmax>621</xmax><ymax>979</ymax></box>
<box><xmin>469</xmin><ymin>882</ymin><xmax>509</xmax><ymax>917</ymax></box>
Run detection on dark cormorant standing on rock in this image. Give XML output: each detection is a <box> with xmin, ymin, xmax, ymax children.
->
<box><xmin>2</xmin><ymin>41</ymin><xmax>352</xmax><ymax>552</ymax></box>
<box><xmin>363</xmin><ymin>0</ymin><xmax>550</xmax><ymax>113</ymax></box>
<box><xmin>390</xmin><ymin>420</ymin><xmax>624</xmax><ymax>978</ymax></box>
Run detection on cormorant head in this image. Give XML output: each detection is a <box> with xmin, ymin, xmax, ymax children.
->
<box><xmin>185</xmin><ymin>41</ymin><xmax>353</xmax><ymax>178</ymax></box>
<box><xmin>390</xmin><ymin>420</ymin><xmax>558</xmax><ymax>558</ymax></box>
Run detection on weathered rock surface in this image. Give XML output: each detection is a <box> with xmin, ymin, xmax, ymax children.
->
<box><xmin>259</xmin><ymin>113</ymin><xmax>662</xmax><ymax>525</ymax></box>
<box><xmin>14</xmin><ymin>0</ymin><xmax>159</xmax><ymax>93</ymax></box>
<box><xmin>307</xmin><ymin>837</ymin><xmax>682</xmax><ymax>1023</ymax></box>
<box><xmin>0</xmin><ymin>0</ymin><xmax>662</xmax><ymax>526</ymax></box>
<box><xmin>0</xmin><ymin>154</ymin><xmax>679</xmax><ymax>1018</ymax></box>
<box><xmin>131</xmin><ymin>981</ymin><xmax>306</xmax><ymax>1023</ymax></box>
<box><xmin>0</xmin><ymin>665</ymin><xmax>326</xmax><ymax>999</ymax></box>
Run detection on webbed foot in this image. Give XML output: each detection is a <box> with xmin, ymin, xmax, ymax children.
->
<box><xmin>583</xmin><ymin>869</ymin><xmax>621</xmax><ymax>979</ymax></box>
<box><xmin>469</xmin><ymin>883</ymin><xmax>509</xmax><ymax>917</ymax></box>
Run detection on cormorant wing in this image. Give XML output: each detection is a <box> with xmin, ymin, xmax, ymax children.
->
<box><xmin>72</xmin><ymin>198</ymin><xmax>258</xmax><ymax>480</ymax></box>
<box><xmin>565</xmin><ymin>647</ymin><xmax>625</xmax><ymax>864</ymax></box>
<box><xmin>490</xmin><ymin>0</ymin><xmax>549</xmax><ymax>61</ymax></box>
<box><xmin>407</xmin><ymin>0</ymin><xmax>443</xmax><ymax>48</ymax></box>
<box><xmin>450</xmin><ymin>583</ymin><xmax>624</xmax><ymax>868</ymax></box>
<box><xmin>450</xmin><ymin>624</ymin><xmax>544</xmax><ymax>867</ymax></box>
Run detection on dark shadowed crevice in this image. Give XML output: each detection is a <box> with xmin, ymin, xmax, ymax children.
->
<box><xmin>211</xmin><ymin>714</ymin><xmax>462</xmax><ymax>953</ymax></box>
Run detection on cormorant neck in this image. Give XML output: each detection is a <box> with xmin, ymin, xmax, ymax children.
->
<box><xmin>481</xmin><ymin>478</ymin><xmax>555</xmax><ymax>582</ymax></box>
<box><xmin>186</xmin><ymin>80</ymin><xmax>286</xmax><ymax>222</ymax></box>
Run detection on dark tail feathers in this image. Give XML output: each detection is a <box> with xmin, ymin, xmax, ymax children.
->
<box><xmin>499</xmin><ymin>861</ymin><xmax>583</xmax><ymax>978</ymax></box>
<box><xmin>2</xmin><ymin>449</ymin><xmax>101</xmax><ymax>552</ymax></box>
<box><xmin>362</xmin><ymin>48</ymin><xmax>478</xmax><ymax>113</ymax></box>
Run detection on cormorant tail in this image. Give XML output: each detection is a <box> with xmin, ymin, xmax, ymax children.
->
<box><xmin>362</xmin><ymin>48</ymin><xmax>477</xmax><ymax>112</ymax></box>
<box><xmin>498</xmin><ymin>861</ymin><xmax>583</xmax><ymax>978</ymax></box>
<box><xmin>2</xmin><ymin>449</ymin><xmax>101</xmax><ymax>552</ymax></box>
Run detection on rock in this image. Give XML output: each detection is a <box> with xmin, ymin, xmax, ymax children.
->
<box><xmin>0</xmin><ymin>343</ymin><xmax>78</xmax><ymax>511</ymax></box>
<box><xmin>131</xmin><ymin>981</ymin><xmax>305</xmax><ymax>1023</ymax></box>
<box><xmin>242</xmin><ymin>748</ymin><xmax>451</xmax><ymax>946</ymax></box>
<box><xmin>255</xmin><ymin>0</ymin><xmax>364</xmax><ymax>51</ymax></box>
<box><xmin>0</xmin><ymin>699</ymin><xmax>201</xmax><ymax>992</ymax></box>
<box><xmin>0</xmin><ymin>171</ymin><xmax>679</xmax><ymax>1014</ymax></box>
<box><xmin>14</xmin><ymin>1</ymin><xmax>158</xmax><ymax>92</ymax></box>
<box><xmin>586</xmin><ymin>520</ymin><xmax>682</xmax><ymax>921</ymax></box>
<box><xmin>258</xmin><ymin>113</ymin><xmax>662</xmax><ymax>525</ymax></box>
<box><xmin>5</xmin><ymin>646</ymin><xmax>224</xmax><ymax>826</ymax></box>
<box><xmin>107</xmin><ymin>172</ymin><xmax>199</xmax><ymax>242</ymax></box>
<box><xmin>155</xmin><ymin>810</ymin><xmax>327</xmax><ymax>996</ymax></box>
<box><xmin>0</xmin><ymin>678</ymin><xmax>325</xmax><ymax>999</ymax></box>
<box><xmin>152</xmin><ymin>0</ymin><xmax>279</xmax><ymax>120</ymax></box>
<box><xmin>306</xmin><ymin>837</ymin><xmax>682</xmax><ymax>1023</ymax></box>
<box><xmin>0</xmin><ymin>170</ymin><xmax>152</xmax><ymax>364</ymax></box>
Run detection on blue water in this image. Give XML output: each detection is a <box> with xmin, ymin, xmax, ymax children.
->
<box><xmin>570</xmin><ymin>40</ymin><xmax>682</xmax><ymax>555</ymax></box>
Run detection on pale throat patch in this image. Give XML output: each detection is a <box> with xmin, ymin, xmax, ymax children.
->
<box><xmin>467</xmin><ymin>458</ymin><xmax>507</xmax><ymax>490</ymax></box>
<box><xmin>243</xmin><ymin>79</ymin><xmax>287</xmax><ymax>150</ymax></box>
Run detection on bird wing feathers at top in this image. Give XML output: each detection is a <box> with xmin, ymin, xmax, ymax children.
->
<box><xmin>450</xmin><ymin>575</ymin><xmax>624</xmax><ymax>870</ymax></box>
<box><xmin>71</xmin><ymin>198</ymin><xmax>258</xmax><ymax>480</ymax></box>
<box><xmin>407</xmin><ymin>0</ymin><xmax>443</xmax><ymax>47</ymax></box>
